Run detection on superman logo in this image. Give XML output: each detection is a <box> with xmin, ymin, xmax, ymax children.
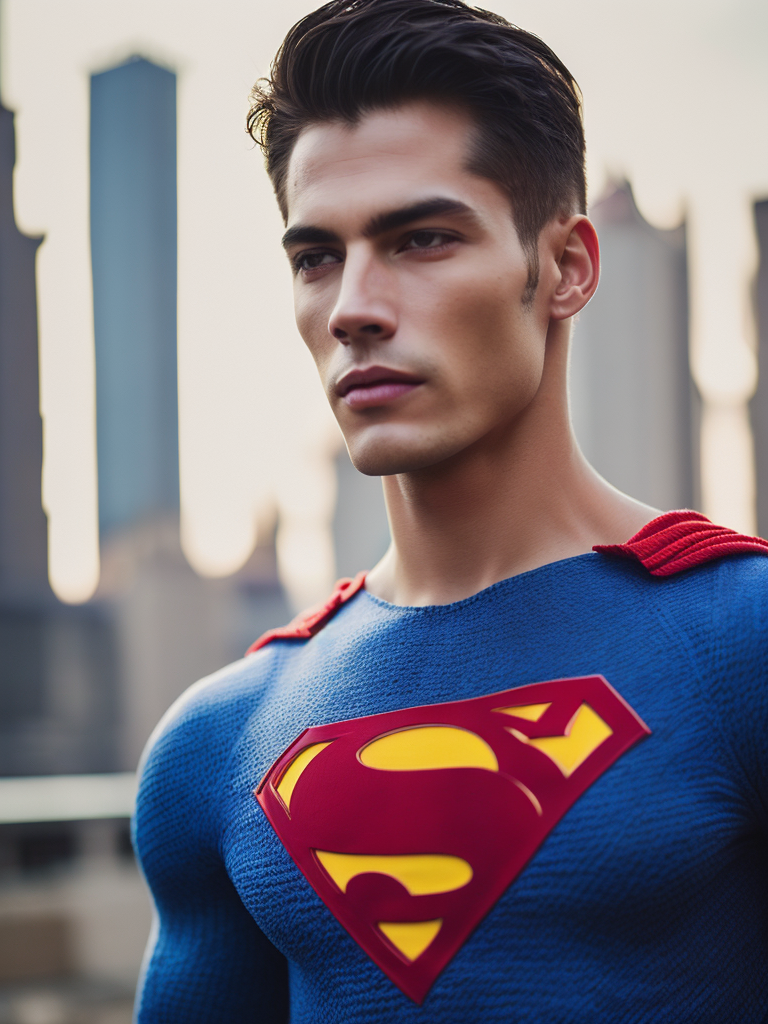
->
<box><xmin>255</xmin><ymin>675</ymin><xmax>650</xmax><ymax>1003</ymax></box>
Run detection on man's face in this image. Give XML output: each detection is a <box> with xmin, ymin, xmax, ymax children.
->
<box><xmin>283</xmin><ymin>101</ymin><xmax>552</xmax><ymax>476</ymax></box>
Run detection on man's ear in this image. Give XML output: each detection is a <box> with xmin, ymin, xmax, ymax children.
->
<box><xmin>549</xmin><ymin>216</ymin><xmax>599</xmax><ymax>321</ymax></box>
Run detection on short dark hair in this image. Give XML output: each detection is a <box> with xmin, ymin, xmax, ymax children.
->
<box><xmin>247</xmin><ymin>0</ymin><xmax>586</xmax><ymax>296</ymax></box>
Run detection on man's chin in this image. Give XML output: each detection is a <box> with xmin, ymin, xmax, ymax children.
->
<box><xmin>345</xmin><ymin>429</ymin><xmax>464</xmax><ymax>477</ymax></box>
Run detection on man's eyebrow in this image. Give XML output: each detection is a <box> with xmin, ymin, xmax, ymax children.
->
<box><xmin>281</xmin><ymin>224</ymin><xmax>341</xmax><ymax>249</ymax></box>
<box><xmin>281</xmin><ymin>197</ymin><xmax>478</xmax><ymax>250</ymax></box>
<box><xmin>363</xmin><ymin>197</ymin><xmax>477</xmax><ymax>238</ymax></box>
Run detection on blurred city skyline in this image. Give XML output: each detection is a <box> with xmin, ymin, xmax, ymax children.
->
<box><xmin>2</xmin><ymin>6</ymin><xmax>768</xmax><ymax>1013</ymax></box>
<box><xmin>3</xmin><ymin>0</ymin><xmax>768</xmax><ymax>604</ymax></box>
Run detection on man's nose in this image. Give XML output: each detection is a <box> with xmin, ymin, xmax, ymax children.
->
<box><xmin>327</xmin><ymin>250</ymin><xmax>397</xmax><ymax>344</ymax></box>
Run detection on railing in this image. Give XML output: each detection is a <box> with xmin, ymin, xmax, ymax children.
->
<box><xmin>0</xmin><ymin>773</ymin><xmax>137</xmax><ymax>824</ymax></box>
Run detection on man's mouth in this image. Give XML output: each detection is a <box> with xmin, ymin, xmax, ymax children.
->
<box><xmin>336</xmin><ymin>366</ymin><xmax>424</xmax><ymax>409</ymax></box>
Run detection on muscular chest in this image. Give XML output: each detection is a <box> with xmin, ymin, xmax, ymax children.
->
<box><xmin>219</xmin><ymin>649</ymin><xmax>749</xmax><ymax>1004</ymax></box>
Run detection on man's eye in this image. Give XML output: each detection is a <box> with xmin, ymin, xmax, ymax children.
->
<box><xmin>404</xmin><ymin>231</ymin><xmax>452</xmax><ymax>250</ymax></box>
<box><xmin>295</xmin><ymin>251</ymin><xmax>340</xmax><ymax>272</ymax></box>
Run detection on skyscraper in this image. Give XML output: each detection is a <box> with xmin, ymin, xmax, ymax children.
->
<box><xmin>570</xmin><ymin>180</ymin><xmax>698</xmax><ymax>512</ymax></box>
<box><xmin>90</xmin><ymin>57</ymin><xmax>179</xmax><ymax>537</ymax></box>
<box><xmin>89</xmin><ymin>57</ymin><xmax>263</xmax><ymax>765</ymax></box>
<box><xmin>0</xmin><ymin>92</ymin><xmax>118</xmax><ymax>778</ymax></box>
<box><xmin>0</xmin><ymin>101</ymin><xmax>49</xmax><ymax>604</ymax></box>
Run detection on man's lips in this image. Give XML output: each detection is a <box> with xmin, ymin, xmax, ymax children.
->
<box><xmin>336</xmin><ymin>366</ymin><xmax>424</xmax><ymax>409</ymax></box>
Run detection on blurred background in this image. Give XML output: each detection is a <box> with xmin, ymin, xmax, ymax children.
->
<box><xmin>0</xmin><ymin>0</ymin><xmax>766</xmax><ymax>1020</ymax></box>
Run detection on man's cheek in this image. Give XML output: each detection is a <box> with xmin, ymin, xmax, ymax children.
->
<box><xmin>296</xmin><ymin>311</ymin><xmax>330</xmax><ymax>365</ymax></box>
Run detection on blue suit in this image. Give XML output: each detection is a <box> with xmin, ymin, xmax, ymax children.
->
<box><xmin>134</xmin><ymin>550</ymin><xmax>768</xmax><ymax>1022</ymax></box>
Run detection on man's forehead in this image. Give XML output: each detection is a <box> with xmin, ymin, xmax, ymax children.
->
<box><xmin>284</xmin><ymin>102</ymin><xmax>476</xmax><ymax>226</ymax></box>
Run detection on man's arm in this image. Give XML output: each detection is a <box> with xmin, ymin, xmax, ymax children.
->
<box><xmin>132</xmin><ymin>676</ymin><xmax>289</xmax><ymax>1023</ymax></box>
<box><xmin>134</xmin><ymin>852</ymin><xmax>288</xmax><ymax>1023</ymax></box>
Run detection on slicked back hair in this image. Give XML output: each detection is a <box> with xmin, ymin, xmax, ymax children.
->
<box><xmin>248</xmin><ymin>0</ymin><xmax>587</xmax><ymax>298</ymax></box>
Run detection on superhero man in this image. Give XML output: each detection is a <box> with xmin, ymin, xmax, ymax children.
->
<box><xmin>133</xmin><ymin>1</ymin><xmax>768</xmax><ymax>1021</ymax></box>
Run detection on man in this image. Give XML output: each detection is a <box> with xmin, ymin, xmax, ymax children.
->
<box><xmin>133</xmin><ymin>1</ymin><xmax>768</xmax><ymax>1020</ymax></box>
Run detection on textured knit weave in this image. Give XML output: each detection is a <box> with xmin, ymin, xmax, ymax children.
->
<box><xmin>593</xmin><ymin>508</ymin><xmax>768</xmax><ymax>575</ymax></box>
<box><xmin>133</xmin><ymin>551</ymin><xmax>768</xmax><ymax>1023</ymax></box>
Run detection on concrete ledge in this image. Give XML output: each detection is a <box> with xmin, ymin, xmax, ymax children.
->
<box><xmin>0</xmin><ymin>774</ymin><xmax>137</xmax><ymax>824</ymax></box>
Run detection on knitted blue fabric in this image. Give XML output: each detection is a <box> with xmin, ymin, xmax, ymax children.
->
<box><xmin>133</xmin><ymin>551</ymin><xmax>768</xmax><ymax>1023</ymax></box>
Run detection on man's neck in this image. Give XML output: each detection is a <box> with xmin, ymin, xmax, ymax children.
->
<box><xmin>365</xmin><ymin>336</ymin><xmax>657</xmax><ymax>607</ymax></box>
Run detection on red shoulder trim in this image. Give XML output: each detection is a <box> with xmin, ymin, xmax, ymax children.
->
<box><xmin>593</xmin><ymin>509</ymin><xmax>768</xmax><ymax>576</ymax></box>
<box><xmin>246</xmin><ymin>572</ymin><xmax>367</xmax><ymax>655</ymax></box>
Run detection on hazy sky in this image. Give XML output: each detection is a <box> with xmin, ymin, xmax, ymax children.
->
<box><xmin>3</xmin><ymin>0</ymin><xmax>768</xmax><ymax>603</ymax></box>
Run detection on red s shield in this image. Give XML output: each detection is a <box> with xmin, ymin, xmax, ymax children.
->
<box><xmin>256</xmin><ymin>675</ymin><xmax>650</xmax><ymax>1003</ymax></box>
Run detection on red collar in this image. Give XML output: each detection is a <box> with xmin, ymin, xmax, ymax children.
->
<box><xmin>593</xmin><ymin>508</ymin><xmax>768</xmax><ymax>576</ymax></box>
<box><xmin>246</xmin><ymin>572</ymin><xmax>367</xmax><ymax>655</ymax></box>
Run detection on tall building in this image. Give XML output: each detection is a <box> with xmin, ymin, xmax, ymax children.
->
<box><xmin>750</xmin><ymin>199</ymin><xmax>768</xmax><ymax>537</ymax></box>
<box><xmin>90</xmin><ymin>57</ymin><xmax>179</xmax><ymax>536</ymax></box>
<box><xmin>0</xmin><ymin>102</ymin><xmax>49</xmax><ymax>604</ymax></box>
<box><xmin>570</xmin><ymin>180</ymin><xmax>699</xmax><ymax>511</ymax></box>
<box><xmin>89</xmin><ymin>57</ymin><xmax>289</xmax><ymax>766</ymax></box>
<box><xmin>90</xmin><ymin>57</ymin><xmax>205</xmax><ymax>767</ymax></box>
<box><xmin>0</xmin><ymin>94</ymin><xmax>118</xmax><ymax>778</ymax></box>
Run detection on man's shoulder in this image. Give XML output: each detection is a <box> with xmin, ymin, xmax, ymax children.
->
<box><xmin>666</xmin><ymin>551</ymin><xmax>768</xmax><ymax>618</ymax></box>
<box><xmin>593</xmin><ymin>507</ymin><xmax>768</xmax><ymax>644</ymax></box>
<box><xmin>702</xmin><ymin>552</ymin><xmax>768</xmax><ymax>644</ymax></box>
<box><xmin>644</xmin><ymin>553</ymin><xmax>768</xmax><ymax>678</ymax></box>
<box><xmin>133</xmin><ymin>647</ymin><xmax>286</xmax><ymax>869</ymax></box>
<box><xmin>137</xmin><ymin>647</ymin><xmax>282</xmax><ymax>796</ymax></box>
